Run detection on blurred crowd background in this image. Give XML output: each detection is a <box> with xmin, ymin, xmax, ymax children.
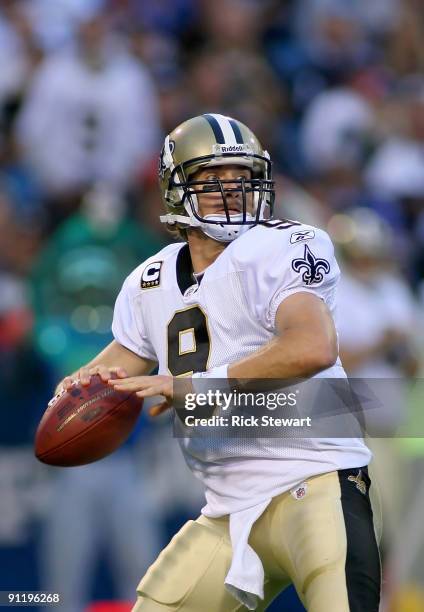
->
<box><xmin>2</xmin><ymin>0</ymin><xmax>424</xmax><ymax>610</ymax></box>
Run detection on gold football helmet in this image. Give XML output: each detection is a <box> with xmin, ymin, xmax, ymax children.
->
<box><xmin>158</xmin><ymin>113</ymin><xmax>275</xmax><ymax>242</ymax></box>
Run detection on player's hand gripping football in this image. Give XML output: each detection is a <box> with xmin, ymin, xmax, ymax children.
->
<box><xmin>58</xmin><ymin>366</ymin><xmax>176</xmax><ymax>417</ymax></box>
<box><xmin>109</xmin><ymin>374</ymin><xmax>174</xmax><ymax>417</ymax></box>
<box><xmin>59</xmin><ymin>365</ymin><xmax>129</xmax><ymax>391</ymax></box>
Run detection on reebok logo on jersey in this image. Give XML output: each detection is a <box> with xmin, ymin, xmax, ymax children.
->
<box><xmin>291</xmin><ymin>245</ymin><xmax>330</xmax><ymax>285</ymax></box>
<box><xmin>141</xmin><ymin>261</ymin><xmax>163</xmax><ymax>289</ymax></box>
<box><xmin>184</xmin><ymin>285</ymin><xmax>198</xmax><ymax>298</ymax></box>
<box><xmin>290</xmin><ymin>230</ymin><xmax>315</xmax><ymax>244</ymax></box>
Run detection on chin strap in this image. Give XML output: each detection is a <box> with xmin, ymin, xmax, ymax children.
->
<box><xmin>160</xmin><ymin>212</ymin><xmax>254</xmax><ymax>243</ymax></box>
<box><xmin>159</xmin><ymin>213</ymin><xmax>252</xmax><ymax>242</ymax></box>
<box><xmin>159</xmin><ymin>213</ymin><xmax>201</xmax><ymax>227</ymax></box>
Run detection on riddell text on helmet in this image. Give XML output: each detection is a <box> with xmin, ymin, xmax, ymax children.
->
<box><xmin>213</xmin><ymin>144</ymin><xmax>252</xmax><ymax>154</ymax></box>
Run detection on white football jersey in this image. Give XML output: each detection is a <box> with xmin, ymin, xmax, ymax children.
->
<box><xmin>112</xmin><ymin>220</ymin><xmax>371</xmax><ymax>515</ymax></box>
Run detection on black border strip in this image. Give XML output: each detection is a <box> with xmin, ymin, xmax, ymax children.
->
<box><xmin>176</xmin><ymin>243</ymin><xmax>194</xmax><ymax>295</ymax></box>
<box><xmin>338</xmin><ymin>467</ymin><xmax>381</xmax><ymax>612</ymax></box>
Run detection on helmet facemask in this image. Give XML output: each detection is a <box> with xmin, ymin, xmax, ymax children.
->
<box><xmin>164</xmin><ymin>153</ymin><xmax>274</xmax><ymax>242</ymax></box>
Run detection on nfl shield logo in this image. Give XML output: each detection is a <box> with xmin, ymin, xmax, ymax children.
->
<box><xmin>291</xmin><ymin>483</ymin><xmax>307</xmax><ymax>500</ymax></box>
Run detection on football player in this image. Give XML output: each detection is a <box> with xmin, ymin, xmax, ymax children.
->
<box><xmin>57</xmin><ymin>114</ymin><xmax>381</xmax><ymax>611</ymax></box>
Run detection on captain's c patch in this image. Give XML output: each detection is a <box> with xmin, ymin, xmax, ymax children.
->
<box><xmin>141</xmin><ymin>261</ymin><xmax>163</xmax><ymax>289</ymax></box>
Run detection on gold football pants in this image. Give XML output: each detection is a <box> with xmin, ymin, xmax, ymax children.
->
<box><xmin>132</xmin><ymin>468</ymin><xmax>381</xmax><ymax>611</ymax></box>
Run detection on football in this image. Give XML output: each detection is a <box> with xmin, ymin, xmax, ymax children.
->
<box><xmin>34</xmin><ymin>374</ymin><xmax>143</xmax><ymax>467</ymax></box>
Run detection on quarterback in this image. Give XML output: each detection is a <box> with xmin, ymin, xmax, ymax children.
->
<box><xmin>59</xmin><ymin>114</ymin><xmax>381</xmax><ymax>611</ymax></box>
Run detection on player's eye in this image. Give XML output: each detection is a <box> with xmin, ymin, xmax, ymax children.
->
<box><xmin>202</xmin><ymin>178</ymin><xmax>219</xmax><ymax>191</ymax></box>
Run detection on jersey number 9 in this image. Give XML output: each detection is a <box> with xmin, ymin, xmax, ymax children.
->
<box><xmin>167</xmin><ymin>306</ymin><xmax>211</xmax><ymax>376</ymax></box>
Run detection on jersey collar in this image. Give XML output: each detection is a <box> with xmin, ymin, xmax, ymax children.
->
<box><xmin>176</xmin><ymin>243</ymin><xmax>196</xmax><ymax>295</ymax></box>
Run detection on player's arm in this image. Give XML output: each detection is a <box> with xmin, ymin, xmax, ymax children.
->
<box><xmin>107</xmin><ymin>291</ymin><xmax>338</xmax><ymax>416</ymax></box>
<box><xmin>56</xmin><ymin>340</ymin><xmax>157</xmax><ymax>393</ymax></box>
<box><xmin>228</xmin><ymin>291</ymin><xmax>337</xmax><ymax>382</ymax></box>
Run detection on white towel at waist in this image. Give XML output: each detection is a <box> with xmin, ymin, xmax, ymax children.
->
<box><xmin>224</xmin><ymin>498</ymin><xmax>272</xmax><ymax>610</ymax></box>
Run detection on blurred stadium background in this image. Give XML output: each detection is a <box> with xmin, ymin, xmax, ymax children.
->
<box><xmin>1</xmin><ymin>0</ymin><xmax>424</xmax><ymax>610</ymax></box>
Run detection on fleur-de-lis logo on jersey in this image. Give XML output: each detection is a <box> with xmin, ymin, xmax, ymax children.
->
<box><xmin>291</xmin><ymin>244</ymin><xmax>330</xmax><ymax>285</ymax></box>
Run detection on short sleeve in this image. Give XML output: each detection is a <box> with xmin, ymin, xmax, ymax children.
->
<box><xmin>262</xmin><ymin>229</ymin><xmax>340</xmax><ymax>329</ymax></box>
<box><xmin>111</xmin><ymin>277</ymin><xmax>157</xmax><ymax>361</ymax></box>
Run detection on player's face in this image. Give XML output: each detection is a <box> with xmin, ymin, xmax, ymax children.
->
<box><xmin>191</xmin><ymin>165</ymin><xmax>253</xmax><ymax>217</ymax></box>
